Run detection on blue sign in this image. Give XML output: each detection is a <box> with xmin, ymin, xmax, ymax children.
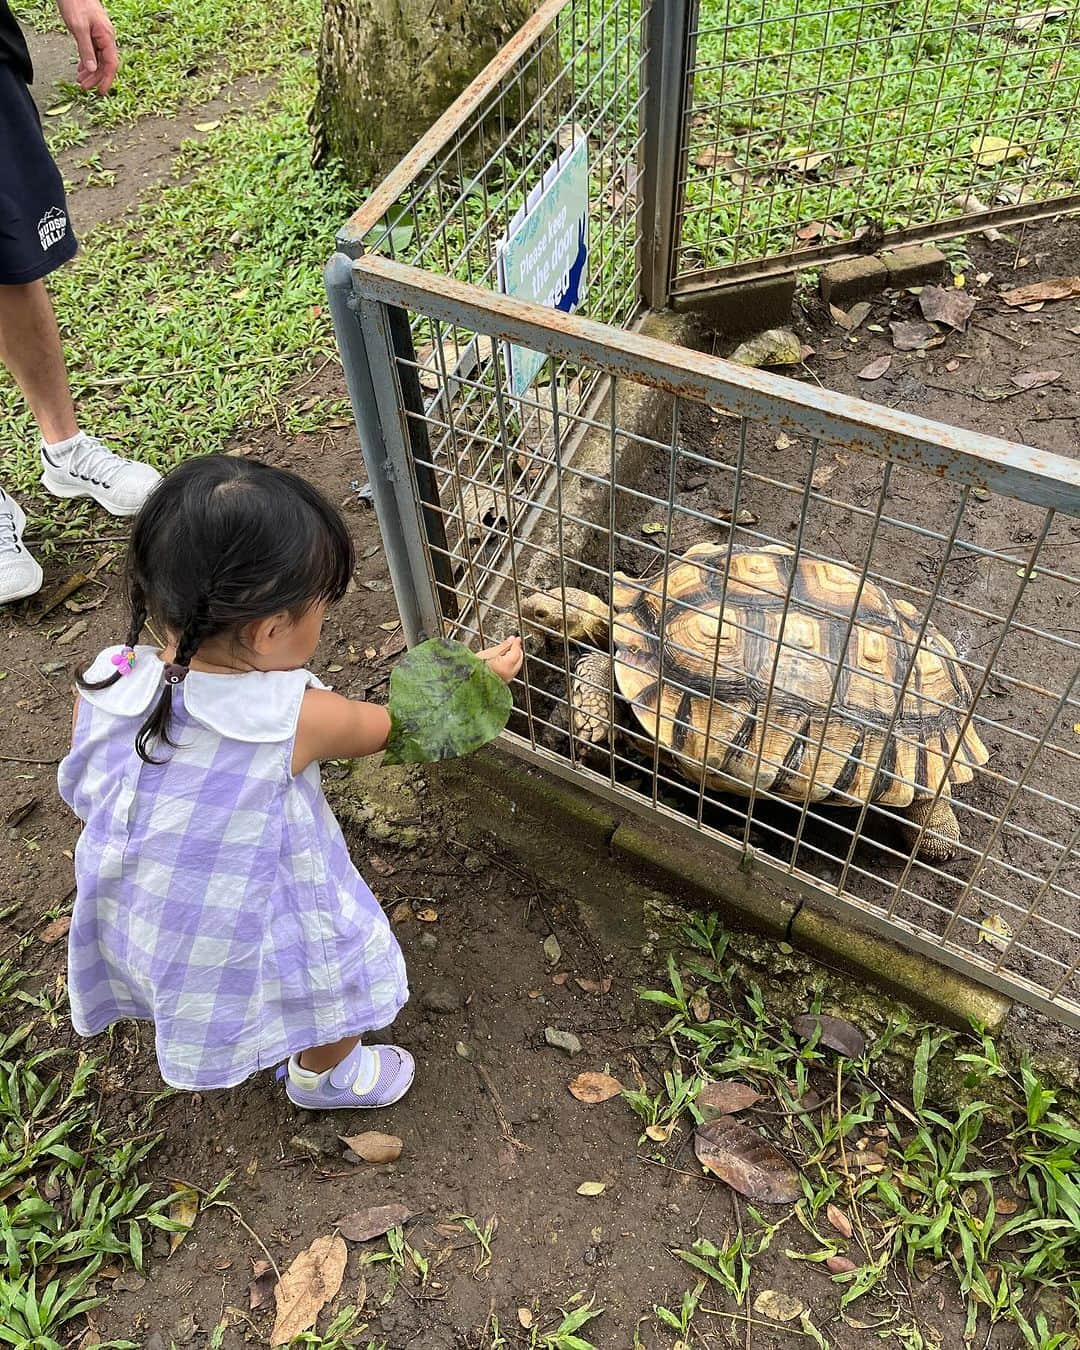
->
<box><xmin>496</xmin><ymin>138</ymin><xmax>589</xmax><ymax>397</ymax></box>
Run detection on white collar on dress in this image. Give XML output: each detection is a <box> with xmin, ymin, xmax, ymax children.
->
<box><xmin>77</xmin><ymin>645</ymin><xmax>329</xmax><ymax>743</ymax></box>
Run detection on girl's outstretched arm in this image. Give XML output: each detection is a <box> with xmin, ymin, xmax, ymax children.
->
<box><xmin>292</xmin><ymin>691</ymin><xmax>391</xmax><ymax>775</ymax></box>
<box><xmin>292</xmin><ymin>636</ymin><xmax>522</xmax><ymax>775</ymax></box>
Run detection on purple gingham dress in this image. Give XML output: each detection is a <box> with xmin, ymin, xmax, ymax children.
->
<box><xmin>58</xmin><ymin>645</ymin><xmax>409</xmax><ymax>1091</ymax></box>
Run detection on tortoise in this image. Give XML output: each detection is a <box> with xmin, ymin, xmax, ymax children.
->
<box><xmin>521</xmin><ymin>542</ymin><xmax>989</xmax><ymax>861</ymax></box>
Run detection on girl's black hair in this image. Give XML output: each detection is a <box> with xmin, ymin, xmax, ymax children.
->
<box><xmin>79</xmin><ymin>454</ymin><xmax>354</xmax><ymax>762</ymax></box>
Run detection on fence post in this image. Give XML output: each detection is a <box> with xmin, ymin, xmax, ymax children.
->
<box><xmin>639</xmin><ymin>0</ymin><xmax>694</xmax><ymax>310</ymax></box>
<box><xmin>324</xmin><ymin>251</ymin><xmax>442</xmax><ymax>646</ymax></box>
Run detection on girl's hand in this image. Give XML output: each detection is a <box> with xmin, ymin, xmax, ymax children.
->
<box><xmin>478</xmin><ymin>636</ymin><xmax>523</xmax><ymax>684</ymax></box>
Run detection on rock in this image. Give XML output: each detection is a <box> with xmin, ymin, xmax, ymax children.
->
<box><xmin>421</xmin><ymin>980</ymin><xmax>462</xmax><ymax>1014</ymax></box>
<box><xmin>684</xmin><ymin>474</ymin><xmax>707</xmax><ymax>491</ymax></box>
<box><xmin>730</xmin><ymin>327</ymin><xmax>802</xmax><ymax>368</ymax></box>
<box><xmin>151</xmin><ymin>1232</ymin><xmax>171</xmax><ymax>1260</ymax></box>
<box><xmin>418</xmin><ymin>932</ymin><xmax>438</xmax><ymax>951</ymax></box>
<box><xmin>583</xmin><ymin>1246</ymin><xmax>597</xmax><ymax>1266</ymax></box>
<box><xmin>289</xmin><ymin>1121</ymin><xmax>342</xmax><ymax>1159</ymax></box>
<box><xmin>544</xmin><ymin>1026</ymin><xmax>582</xmax><ymax>1055</ymax></box>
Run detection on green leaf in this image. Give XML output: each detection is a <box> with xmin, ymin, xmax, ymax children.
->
<box><xmin>383</xmin><ymin>638</ymin><xmax>512</xmax><ymax>766</ymax></box>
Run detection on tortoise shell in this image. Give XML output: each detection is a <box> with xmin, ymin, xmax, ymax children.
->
<box><xmin>608</xmin><ymin>542</ymin><xmax>989</xmax><ymax>806</ymax></box>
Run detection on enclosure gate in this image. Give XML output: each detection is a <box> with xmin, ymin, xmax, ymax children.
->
<box><xmin>329</xmin><ymin>0</ymin><xmax>1080</xmax><ymax>1028</ymax></box>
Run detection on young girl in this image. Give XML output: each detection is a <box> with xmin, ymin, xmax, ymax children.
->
<box><xmin>58</xmin><ymin>454</ymin><xmax>522</xmax><ymax>1110</ymax></box>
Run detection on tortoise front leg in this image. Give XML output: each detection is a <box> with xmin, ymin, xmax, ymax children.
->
<box><xmin>571</xmin><ymin>651</ymin><xmax>614</xmax><ymax>745</ymax></box>
<box><xmin>900</xmin><ymin>796</ymin><xmax>960</xmax><ymax>862</ymax></box>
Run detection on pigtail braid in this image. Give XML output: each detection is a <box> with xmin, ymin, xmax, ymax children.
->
<box><xmin>135</xmin><ymin>595</ymin><xmax>211</xmax><ymax>764</ymax></box>
<box><xmin>77</xmin><ymin>578</ymin><xmax>150</xmax><ymax>694</ymax></box>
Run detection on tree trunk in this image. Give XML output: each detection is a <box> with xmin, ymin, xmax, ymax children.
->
<box><xmin>315</xmin><ymin>0</ymin><xmax>537</xmax><ymax>186</ymax></box>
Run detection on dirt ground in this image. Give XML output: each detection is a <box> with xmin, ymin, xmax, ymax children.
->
<box><xmin>2</xmin><ymin>36</ymin><xmax>1078</xmax><ymax>1349</ymax></box>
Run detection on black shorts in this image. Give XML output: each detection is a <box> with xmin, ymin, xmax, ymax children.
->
<box><xmin>0</xmin><ymin>61</ymin><xmax>78</xmax><ymax>284</ymax></box>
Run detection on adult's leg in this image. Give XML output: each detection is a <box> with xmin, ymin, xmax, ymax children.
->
<box><xmin>0</xmin><ymin>280</ymin><xmax>77</xmax><ymax>444</ymax></box>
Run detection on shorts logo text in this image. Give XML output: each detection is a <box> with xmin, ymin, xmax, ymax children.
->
<box><xmin>38</xmin><ymin>207</ymin><xmax>68</xmax><ymax>251</ymax></box>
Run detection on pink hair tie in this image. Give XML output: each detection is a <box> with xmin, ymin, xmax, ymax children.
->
<box><xmin>162</xmin><ymin>662</ymin><xmax>189</xmax><ymax>686</ymax></box>
<box><xmin>111</xmin><ymin>648</ymin><xmax>136</xmax><ymax>677</ymax></box>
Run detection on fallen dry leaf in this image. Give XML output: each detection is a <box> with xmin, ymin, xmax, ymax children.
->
<box><xmin>826</xmin><ymin>1203</ymin><xmax>854</xmax><ymax>1238</ymax></box>
<box><xmin>810</xmin><ymin>454</ymin><xmax>847</xmax><ymax>490</ymax></box>
<box><xmin>39</xmin><ymin>915</ymin><xmax>72</xmax><ymax>944</ymax></box>
<box><xmin>753</xmin><ymin>1289</ymin><xmax>804</xmax><ymax>1322</ymax></box>
<box><xmin>389</xmin><ymin>901</ymin><xmax>412</xmax><ymax>924</ymax></box>
<box><xmin>890</xmin><ymin>319</ymin><xmax>944</xmax><ymax>351</ymax></box>
<box><xmin>857</xmin><ymin>355</ymin><xmax>892</xmax><ymax>381</ymax></box>
<box><xmin>1001</xmin><ymin>276</ymin><xmax>1080</xmax><ymax>307</ymax></box>
<box><xmin>338</xmin><ymin>1131</ymin><xmax>402</xmax><ymax>1164</ymax></box>
<box><xmin>690</xmin><ymin>993</ymin><xmax>712</xmax><ymax>1022</ymax></box>
<box><xmin>416</xmin><ymin>907</ymin><xmax>438</xmax><ymax>923</ymax></box>
<box><xmin>336</xmin><ymin>1203</ymin><xmax>412</xmax><ymax>1243</ymax></box>
<box><xmin>543</xmin><ymin>934</ymin><xmax>562</xmax><ymax>964</ymax></box>
<box><xmin>970</xmin><ymin>134</ymin><xmax>1026</xmax><ymax>167</ymax></box>
<box><xmin>576</xmin><ymin>1181</ymin><xmax>606</xmax><ymax>1196</ymax></box>
<box><xmin>774</xmin><ymin>432</ymin><xmax>794</xmax><ymax>451</ymax></box>
<box><xmin>694</xmin><ymin>1117</ymin><xmax>800</xmax><ymax>1204</ymax></box>
<box><xmin>697</xmin><ymin>1080</ymin><xmax>762</xmax><ymax>1119</ymax></box>
<box><xmin>645</xmin><ymin>1123</ymin><xmax>672</xmax><ymax>1142</ymax></box>
<box><xmin>367</xmin><ymin>855</ymin><xmax>395</xmax><ymax>876</ymax></box>
<box><xmin>996</xmin><ymin>1195</ymin><xmax>1019</xmax><ymax>1215</ymax></box>
<box><xmin>568</xmin><ymin>1071</ymin><xmax>623</xmax><ymax>1104</ymax></box>
<box><xmin>249</xmin><ymin>1260</ymin><xmax>276</xmax><ymax>1312</ymax></box>
<box><xmin>792</xmin><ymin>1013</ymin><xmax>867</xmax><ymax>1057</ymax></box>
<box><xmin>518</xmin><ymin>1308</ymin><xmax>534</xmax><ymax>1329</ymax></box>
<box><xmin>827</xmin><ymin>1254</ymin><xmax>858</xmax><ymax>1274</ymax></box>
<box><xmin>574</xmin><ymin>976</ymin><xmax>612</xmax><ymax>994</ymax></box>
<box><xmin>918</xmin><ymin>285</ymin><xmax>976</xmax><ymax>331</ymax></box>
<box><xmin>830</xmin><ymin>301</ymin><xmax>871</xmax><ymax>331</ymax></box>
<box><xmin>1010</xmin><ymin>369</ymin><xmax>1062</xmax><ymax>391</ymax></box>
<box><xmin>797</xmin><ymin>221</ymin><xmax>825</xmax><ymax>241</ymax></box>
<box><xmin>270</xmin><ymin>1235</ymin><xmax>348</xmax><ymax>1346</ymax></box>
<box><xmin>552</xmin><ymin>971</ymin><xmax>569</xmax><ymax>986</ymax></box>
<box><xmin>168</xmin><ymin>1188</ymin><xmax>198</xmax><ymax>1255</ymax></box>
<box><xmin>787</xmin><ymin>148</ymin><xmax>830</xmax><ymax>174</ymax></box>
<box><xmin>978</xmin><ymin>913</ymin><xmax>1013</xmax><ymax>952</ymax></box>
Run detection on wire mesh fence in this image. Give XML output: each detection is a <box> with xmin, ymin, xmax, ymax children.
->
<box><xmin>672</xmin><ymin>0</ymin><xmax>1080</xmax><ymax>290</ymax></box>
<box><xmin>339</xmin><ymin>255</ymin><xmax>1080</xmax><ymax>1027</ymax></box>
<box><xmin>336</xmin><ymin>0</ymin><xmax>648</xmax><ymax>614</ymax></box>
<box><xmin>330</xmin><ymin>0</ymin><xmax>1080</xmax><ymax>1025</ymax></box>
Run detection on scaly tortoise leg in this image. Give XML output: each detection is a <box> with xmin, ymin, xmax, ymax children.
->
<box><xmin>571</xmin><ymin>651</ymin><xmax>614</xmax><ymax>745</ymax></box>
<box><xmin>900</xmin><ymin>796</ymin><xmax>960</xmax><ymax>862</ymax></box>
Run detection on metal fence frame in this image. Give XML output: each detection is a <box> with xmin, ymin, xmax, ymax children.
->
<box><xmin>328</xmin><ymin>0</ymin><xmax>1080</xmax><ymax>1026</ymax></box>
<box><xmin>663</xmin><ymin>0</ymin><xmax>1080</xmax><ymax>300</ymax></box>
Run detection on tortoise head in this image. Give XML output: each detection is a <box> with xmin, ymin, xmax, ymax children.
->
<box><xmin>521</xmin><ymin>587</ymin><xmax>610</xmax><ymax>645</ymax></box>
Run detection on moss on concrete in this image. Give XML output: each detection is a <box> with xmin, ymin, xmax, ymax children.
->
<box><xmin>791</xmin><ymin>903</ymin><xmax>1012</xmax><ymax>1034</ymax></box>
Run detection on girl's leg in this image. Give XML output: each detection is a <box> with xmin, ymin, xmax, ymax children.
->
<box><xmin>298</xmin><ymin>1034</ymin><xmax>360</xmax><ymax>1073</ymax></box>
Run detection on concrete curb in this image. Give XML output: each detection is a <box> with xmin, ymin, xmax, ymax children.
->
<box><xmin>672</xmin><ymin>275</ymin><xmax>796</xmax><ymax>334</ymax></box>
<box><xmin>454</xmin><ymin>747</ymin><xmax>1012</xmax><ymax>1034</ymax></box>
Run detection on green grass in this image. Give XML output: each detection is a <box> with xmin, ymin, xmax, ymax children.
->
<box><xmin>0</xmin><ymin>947</ymin><xmax>186</xmax><ymax>1349</ymax></box>
<box><xmin>1</xmin><ymin>56</ymin><xmax>355</xmax><ymax>542</ymax></box>
<box><xmin>22</xmin><ymin>0</ymin><xmax>322</xmax><ymax>133</ymax></box>
<box><xmin>632</xmin><ymin>916</ymin><xmax>1080</xmax><ymax>1349</ymax></box>
<box><xmin>680</xmin><ymin>0</ymin><xmax>1080</xmax><ymax>272</ymax></box>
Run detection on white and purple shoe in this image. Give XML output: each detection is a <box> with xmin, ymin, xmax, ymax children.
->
<box><xmin>284</xmin><ymin>1041</ymin><xmax>414</xmax><ymax>1110</ymax></box>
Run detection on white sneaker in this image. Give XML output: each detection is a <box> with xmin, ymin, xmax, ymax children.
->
<box><xmin>0</xmin><ymin>487</ymin><xmax>44</xmax><ymax>604</ymax></box>
<box><xmin>41</xmin><ymin>434</ymin><xmax>162</xmax><ymax>517</ymax></box>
